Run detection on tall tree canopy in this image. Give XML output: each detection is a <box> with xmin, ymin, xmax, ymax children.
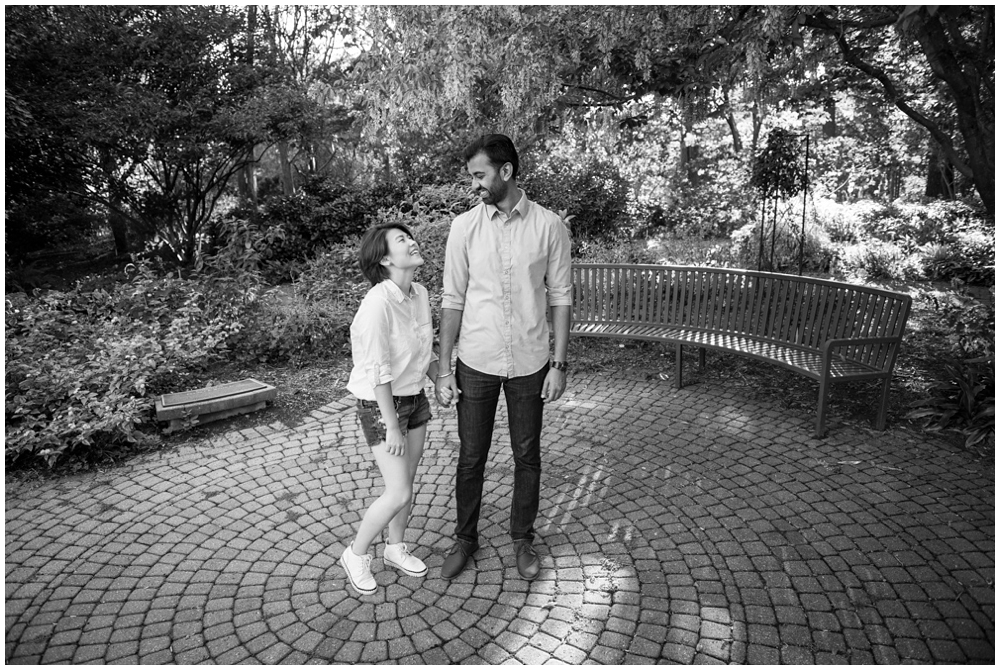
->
<box><xmin>353</xmin><ymin>4</ymin><xmax>993</xmax><ymax>215</ymax></box>
<box><xmin>800</xmin><ymin>5</ymin><xmax>994</xmax><ymax>214</ymax></box>
<box><xmin>353</xmin><ymin>5</ymin><xmax>733</xmax><ymax>142</ymax></box>
<box><xmin>5</xmin><ymin>5</ymin><xmax>326</xmax><ymax>262</ymax></box>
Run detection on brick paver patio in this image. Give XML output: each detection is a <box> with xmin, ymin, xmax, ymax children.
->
<box><xmin>5</xmin><ymin>370</ymin><xmax>994</xmax><ymax>664</ymax></box>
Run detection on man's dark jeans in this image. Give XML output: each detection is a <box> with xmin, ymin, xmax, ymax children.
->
<box><xmin>454</xmin><ymin>358</ymin><xmax>547</xmax><ymax>550</ymax></box>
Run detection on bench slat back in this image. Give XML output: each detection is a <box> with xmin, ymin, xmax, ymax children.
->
<box><xmin>572</xmin><ymin>264</ymin><xmax>911</xmax><ymax>364</ymax></box>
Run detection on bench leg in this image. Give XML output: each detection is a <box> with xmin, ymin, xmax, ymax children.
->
<box><xmin>675</xmin><ymin>344</ymin><xmax>683</xmax><ymax>389</ymax></box>
<box><xmin>815</xmin><ymin>377</ymin><xmax>829</xmax><ymax>439</ymax></box>
<box><xmin>874</xmin><ymin>377</ymin><xmax>891</xmax><ymax>430</ymax></box>
<box><xmin>698</xmin><ymin>347</ymin><xmax>706</xmax><ymax>371</ymax></box>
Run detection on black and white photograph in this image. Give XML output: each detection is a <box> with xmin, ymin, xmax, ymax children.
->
<box><xmin>5</xmin><ymin>4</ymin><xmax>994</xmax><ymax>665</ymax></box>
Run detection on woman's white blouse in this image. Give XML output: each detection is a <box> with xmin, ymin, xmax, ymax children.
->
<box><xmin>346</xmin><ymin>280</ymin><xmax>437</xmax><ymax>400</ymax></box>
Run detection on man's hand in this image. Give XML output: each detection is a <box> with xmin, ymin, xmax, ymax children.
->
<box><xmin>541</xmin><ymin>368</ymin><xmax>566</xmax><ymax>403</ymax></box>
<box><xmin>435</xmin><ymin>374</ymin><xmax>461</xmax><ymax>407</ymax></box>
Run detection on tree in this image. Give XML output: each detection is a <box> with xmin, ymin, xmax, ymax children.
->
<box><xmin>799</xmin><ymin>5</ymin><xmax>994</xmax><ymax>215</ymax></box>
<box><xmin>256</xmin><ymin>5</ymin><xmax>361</xmax><ymax>193</ymax></box>
<box><xmin>352</xmin><ymin>6</ymin><xmax>732</xmax><ymax>142</ymax></box>
<box><xmin>5</xmin><ymin>6</ymin><xmax>322</xmax><ymax>263</ymax></box>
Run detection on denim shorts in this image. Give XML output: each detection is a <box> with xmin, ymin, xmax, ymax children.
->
<box><xmin>356</xmin><ymin>391</ymin><xmax>432</xmax><ymax>447</ymax></box>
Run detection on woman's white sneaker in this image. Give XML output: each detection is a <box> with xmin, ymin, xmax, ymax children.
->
<box><xmin>340</xmin><ymin>544</ymin><xmax>377</xmax><ymax>595</ymax></box>
<box><xmin>384</xmin><ymin>542</ymin><xmax>428</xmax><ymax>577</ymax></box>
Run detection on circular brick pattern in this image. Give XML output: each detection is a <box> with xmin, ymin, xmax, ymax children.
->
<box><xmin>5</xmin><ymin>371</ymin><xmax>994</xmax><ymax>664</ymax></box>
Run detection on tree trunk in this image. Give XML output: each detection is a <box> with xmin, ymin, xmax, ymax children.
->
<box><xmin>723</xmin><ymin>87</ymin><xmax>743</xmax><ymax>154</ymax></box>
<box><xmin>238</xmin><ymin>6</ymin><xmax>259</xmax><ymax>208</ymax></box>
<box><xmin>238</xmin><ymin>159</ymin><xmax>258</xmax><ymax>206</ymax></box>
<box><xmin>822</xmin><ymin>99</ymin><xmax>838</xmax><ymax>138</ymax></box>
<box><xmin>108</xmin><ymin>210</ymin><xmax>130</xmax><ymax>256</ymax></box>
<box><xmin>911</xmin><ymin>7</ymin><xmax>994</xmax><ymax>216</ymax></box>
<box><xmin>676</xmin><ymin>101</ymin><xmax>697</xmax><ymax>192</ymax></box>
<box><xmin>100</xmin><ymin>151</ymin><xmax>130</xmax><ymax>255</ymax></box>
<box><xmin>925</xmin><ymin>142</ymin><xmax>955</xmax><ymax>199</ymax></box>
<box><xmin>750</xmin><ymin>95</ymin><xmax>763</xmax><ymax>159</ymax></box>
<box><xmin>278</xmin><ymin>141</ymin><xmax>295</xmax><ymax>195</ymax></box>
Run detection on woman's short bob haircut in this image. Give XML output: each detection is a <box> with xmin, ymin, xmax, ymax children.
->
<box><xmin>358</xmin><ymin>221</ymin><xmax>417</xmax><ymax>286</ymax></box>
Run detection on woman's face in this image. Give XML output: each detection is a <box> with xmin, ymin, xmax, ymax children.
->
<box><xmin>381</xmin><ymin>227</ymin><xmax>423</xmax><ymax>271</ymax></box>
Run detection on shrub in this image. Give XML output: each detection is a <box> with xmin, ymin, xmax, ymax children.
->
<box><xmin>397</xmin><ymin>182</ymin><xmax>478</xmax><ymax>220</ymax></box>
<box><xmin>920</xmin><ymin>230</ymin><xmax>995</xmax><ymax>285</ymax></box>
<box><xmin>907</xmin><ymin>356</ymin><xmax>995</xmax><ymax>452</ymax></box>
<box><xmin>233</xmin><ymin>287</ymin><xmax>355</xmax><ymax>364</ymax></box>
<box><xmin>814</xmin><ymin>197</ymin><xmax>989</xmax><ymax>249</ymax></box>
<box><xmin>706</xmin><ymin>217</ymin><xmax>837</xmax><ymax>273</ymax></box>
<box><xmin>5</xmin><ymin>263</ymin><xmax>248</xmax><ymax>468</ymax></box>
<box><xmin>521</xmin><ymin>154</ymin><xmax>630</xmax><ymax>240</ymax></box>
<box><xmin>837</xmin><ymin>240</ymin><xmax>924</xmax><ymax>281</ymax></box>
<box><xmin>572</xmin><ymin>234</ymin><xmax>661</xmax><ymax>264</ymax></box>
<box><xmin>906</xmin><ymin>291</ymin><xmax>995</xmax><ymax>453</ymax></box>
<box><xmin>933</xmin><ymin>289</ymin><xmax>995</xmax><ymax>360</ymax></box>
<box><xmin>811</xmin><ymin>197</ymin><xmax>865</xmax><ymax>244</ymax></box>
<box><xmin>364</xmin><ymin>183</ymin><xmax>469</xmax><ymax>301</ymax></box>
<box><xmin>213</xmin><ymin>177</ymin><xmax>413</xmax><ymax>282</ymax></box>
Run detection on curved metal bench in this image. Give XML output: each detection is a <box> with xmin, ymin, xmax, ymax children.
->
<box><xmin>570</xmin><ymin>264</ymin><xmax>912</xmax><ymax>437</ymax></box>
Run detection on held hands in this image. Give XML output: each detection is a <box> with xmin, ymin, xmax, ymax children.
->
<box><xmin>384</xmin><ymin>426</ymin><xmax>406</xmax><ymax>456</ymax></box>
<box><xmin>435</xmin><ymin>374</ymin><xmax>461</xmax><ymax>407</ymax></box>
<box><xmin>541</xmin><ymin>368</ymin><xmax>566</xmax><ymax>403</ymax></box>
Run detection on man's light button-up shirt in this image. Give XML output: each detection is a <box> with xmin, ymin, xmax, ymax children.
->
<box><xmin>441</xmin><ymin>190</ymin><xmax>573</xmax><ymax>378</ymax></box>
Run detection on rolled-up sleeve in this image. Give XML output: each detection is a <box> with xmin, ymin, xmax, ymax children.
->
<box><xmin>545</xmin><ymin>217</ymin><xmax>573</xmax><ymax>307</ymax></box>
<box><xmin>441</xmin><ymin>217</ymin><xmax>469</xmax><ymax>311</ymax></box>
<box><xmin>352</xmin><ymin>299</ymin><xmax>394</xmax><ymax>388</ymax></box>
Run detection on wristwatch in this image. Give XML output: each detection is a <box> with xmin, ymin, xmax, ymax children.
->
<box><xmin>551</xmin><ymin>360</ymin><xmax>569</xmax><ymax>372</ymax></box>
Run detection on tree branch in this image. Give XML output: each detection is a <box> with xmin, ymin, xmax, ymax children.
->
<box><xmin>807</xmin><ymin>12</ymin><xmax>974</xmax><ymax>178</ymax></box>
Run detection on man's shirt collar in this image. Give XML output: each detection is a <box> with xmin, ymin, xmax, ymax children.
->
<box><xmin>485</xmin><ymin>188</ymin><xmax>528</xmax><ymax>221</ymax></box>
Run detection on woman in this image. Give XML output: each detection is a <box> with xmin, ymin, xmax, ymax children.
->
<box><xmin>340</xmin><ymin>222</ymin><xmax>448</xmax><ymax>595</ymax></box>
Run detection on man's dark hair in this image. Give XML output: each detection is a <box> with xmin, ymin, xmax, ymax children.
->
<box><xmin>357</xmin><ymin>222</ymin><xmax>416</xmax><ymax>286</ymax></box>
<box><xmin>463</xmin><ymin>133</ymin><xmax>519</xmax><ymax>180</ymax></box>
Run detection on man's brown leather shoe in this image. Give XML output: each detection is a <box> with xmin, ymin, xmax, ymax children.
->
<box><xmin>440</xmin><ymin>542</ymin><xmax>478</xmax><ymax>580</ymax></box>
<box><xmin>515</xmin><ymin>541</ymin><xmax>540</xmax><ymax>580</ymax></box>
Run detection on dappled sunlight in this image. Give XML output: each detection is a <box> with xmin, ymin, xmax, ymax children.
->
<box><xmin>714</xmin><ymin>404</ymin><xmax>766</xmax><ymax>435</ymax></box>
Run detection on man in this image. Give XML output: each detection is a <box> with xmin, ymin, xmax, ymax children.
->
<box><xmin>435</xmin><ymin>133</ymin><xmax>572</xmax><ymax>581</ymax></box>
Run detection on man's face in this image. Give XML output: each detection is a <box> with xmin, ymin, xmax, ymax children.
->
<box><xmin>467</xmin><ymin>152</ymin><xmax>510</xmax><ymax>206</ymax></box>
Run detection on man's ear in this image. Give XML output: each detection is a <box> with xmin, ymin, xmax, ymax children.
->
<box><xmin>501</xmin><ymin>162</ymin><xmax>513</xmax><ymax>181</ymax></box>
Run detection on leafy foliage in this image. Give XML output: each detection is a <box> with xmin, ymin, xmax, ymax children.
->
<box><xmin>812</xmin><ymin>198</ymin><xmax>994</xmax><ymax>284</ymax></box>
<box><xmin>750</xmin><ymin>128</ymin><xmax>808</xmax><ymax>199</ymax></box>
<box><xmin>211</xmin><ymin>177</ymin><xmax>409</xmax><ymax>282</ymax></box>
<box><xmin>838</xmin><ymin>240</ymin><xmax>923</xmax><ymax>281</ymax></box>
<box><xmin>353</xmin><ymin>5</ymin><xmax>731</xmax><ymax>140</ymax></box>
<box><xmin>707</xmin><ymin>217</ymin><xmax>836</xmax><ymax>273</ymax></box>
<box><xmin>801</xmin><ymin>6</ymin><xmax>994</xmax><ymax>215</ymax></box>
<box><xmin>905</xmin><ymin>291</ymin><xmax>994</xmax><ymax>452</ymax></box>
<box><xmin>521</xmin><ymin>154</ymin><xmax>630</xmax><ymax>240</ymax></box>
<box><xmin>233</xmin><ymin>288</ymin><xmax>354</xmax><ymax>365</ymax></box>
<box><xmin>5</xmin><ymin>6</ymin><xmax>327</xmax><ymax>264</ymax></box>
<box><xmin>5</xmin><ymin>264</ymin><xmax>248</xmax><ymax>468</ymax></box>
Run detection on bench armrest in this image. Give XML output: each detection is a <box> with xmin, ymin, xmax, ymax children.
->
<box><xmin>820</xmin><ymin>336</ymin><xmax>902</xmax><ymax>375</ymax></box>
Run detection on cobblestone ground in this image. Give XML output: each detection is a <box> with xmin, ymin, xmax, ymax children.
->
<box><xmin>5</xmin><ymin>371</ymin><xmax>995</xmax><ymax>664</ymax></box>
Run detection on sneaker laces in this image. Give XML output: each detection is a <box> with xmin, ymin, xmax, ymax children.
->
<box><xmin>359</xmin><ymin>552</ymin><xmax>373</xmax><ymax>571</ymax></box>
